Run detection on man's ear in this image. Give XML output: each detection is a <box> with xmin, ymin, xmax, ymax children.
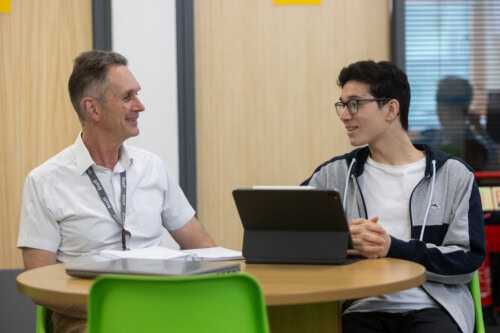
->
<box><xmin>385</xmin><ymin>99</ymin><xmax>400</xmax><ymax>122</ymax></box>
<box><xmin>80</xmin><ymin>97</ymin><xmax>100</xmax><ymax>122</ymax></box>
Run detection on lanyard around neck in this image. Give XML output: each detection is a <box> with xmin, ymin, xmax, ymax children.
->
<box><xmin>86</xmin><ymin>166</ymin><xmax>128</xmax><ymax>250</ymax></box>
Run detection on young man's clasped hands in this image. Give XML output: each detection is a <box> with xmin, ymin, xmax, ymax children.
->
<box><xmin>348</xmin><ymin>217</ymin><xmax>391</xmax><ymax>259</ymax></box>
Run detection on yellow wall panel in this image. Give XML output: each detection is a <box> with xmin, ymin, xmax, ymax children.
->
<box><xmin>194</xmin><ymin>0</ymin><xmax>390</xmax><ymax>250</ymax></box>
<box><xmin>0</xmin><ymin>0</ymin><xmax>92</xmax><ymax>268</ymax></box>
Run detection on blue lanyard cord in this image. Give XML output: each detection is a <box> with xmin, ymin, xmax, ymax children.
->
<box><xmin>86</xmin><ymin>167</ymin><xmax>128</xmax><ymax>250</ymax></box>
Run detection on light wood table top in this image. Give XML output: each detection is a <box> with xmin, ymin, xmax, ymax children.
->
<box><xmin>17</xmin><ymin>258</ymin><xmax>425</xmax><ymax>307</ymax></box>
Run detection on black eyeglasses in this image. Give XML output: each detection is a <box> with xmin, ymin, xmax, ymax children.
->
<box><xmin>334</xmin><ymin>98</ymin><xmax>390</xmax><ymax>116</ymax></box>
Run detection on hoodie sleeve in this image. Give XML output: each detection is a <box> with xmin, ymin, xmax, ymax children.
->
<box><xmin>387</xmin><ymin>171</ymin><xmax>486</xmax><ymax>285</ymax></box>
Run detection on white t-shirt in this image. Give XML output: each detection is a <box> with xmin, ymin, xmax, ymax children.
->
<box><xmin>17</xmin><ymin>133</ymin><xmax>195</xmax><ymax>262</ymax></box>
<box><xmin>345</xmin><ymin>156</ymin><xmax>439</xmax><ymax>313</ymax></box>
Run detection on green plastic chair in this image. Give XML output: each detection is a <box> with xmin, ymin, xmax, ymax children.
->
<box><xmin>469</xmin><ymin>271</ymin><xmax>485</xmax><ymax>333</ymax></box>
<box><xmin>88</xmin><ymin>273</ymin><xmax>270</xmax><ymax>333</ymax></box>
<box><xmin>35</xmin><ymin>305</ymin><xmax>53</xmax><ymax>333</ymax></box>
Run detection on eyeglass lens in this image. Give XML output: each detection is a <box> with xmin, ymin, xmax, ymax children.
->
<box><xmin>335</xmin><ymin>100</ymin><xmax>358</xmax><ymax>115</ymax></box>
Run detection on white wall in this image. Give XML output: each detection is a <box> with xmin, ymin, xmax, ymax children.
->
<box><xmin>111</xmin><ymin>0</ymin><xmax>180</xmax><ymax>181</ymax></box>
<box><xmin>112</xmin><ymin>0</ymin><xmax>181</xmax><ymax>249</ymax></box>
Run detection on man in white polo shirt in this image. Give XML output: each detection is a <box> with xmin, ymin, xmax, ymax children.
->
<box><xmin>17</xmin><ymin>50</ymin><xmax>215</xmax><ymax>332</ymax></box>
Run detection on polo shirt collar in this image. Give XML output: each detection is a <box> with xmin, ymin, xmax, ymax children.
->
<box><xmin>73</xmin><ymin>132</ymin><xmax>133</xmax><ymax>175</ymax></box>
<box><xmin>115</xmin><ymin>145</ymin><xmax>133</xmax><ymax>173</ymax></box>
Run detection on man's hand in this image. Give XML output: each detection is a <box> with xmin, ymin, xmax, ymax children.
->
<box><xmin>347</xmin><ymin>217</ymin><xmax>391</xmax><ymax>258</ymax></box>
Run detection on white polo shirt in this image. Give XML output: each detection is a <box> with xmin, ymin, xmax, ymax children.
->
<box><xmin>17</xmin><ymin>133</ymin><xmax>195</xmax><ymax>262</ymax></box>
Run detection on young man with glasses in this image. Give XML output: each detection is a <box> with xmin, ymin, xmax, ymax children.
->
<box><xmin>302</xmin><ymin>60</ymin><xmax>485</xmax><ymax>333</ymax></box>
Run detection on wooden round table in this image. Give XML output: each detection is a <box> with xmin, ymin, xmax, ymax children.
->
<box><xmin>17</xmin><ymin>258</ymin><xmax>425</xmax><ymax>332</ymax></box>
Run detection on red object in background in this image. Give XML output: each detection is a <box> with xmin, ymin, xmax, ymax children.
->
<box><xmin>475</xmin><ymin>171</ymin><xmax>500</xmax><ymax>179</ymax></box>
<box><xmin>479</xmin><ymin>241</ymin><xmax>494</xmax><ymax>307</ymax></box>
<box><xmin>475</xmin><ymin>172</ymin><xmax>500</xmax><ymax>311</ymax></box>
<box><xmin>487</xmin><ymin>225</ymin><xmax>500</xmax><ymax>312</ymax></box>
<box><xmin>479</xmin><ymin>223</ymin><xmax>500</xmax><ymax>309</ymax></box>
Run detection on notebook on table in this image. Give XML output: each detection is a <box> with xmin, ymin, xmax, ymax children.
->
<box><xmin>233</xmin><ymin>186</ymin><xmax>360</xmax><ymax>265</ymax></box>
<box><xmin>66</xmin><ymin>258</ymin><xmax>241</xmax><ymax>279</ymax></box>
<box><xmin>100</xmin><ymin>246</ymin><xmax>244</xmax><ymax>262</ymax></box>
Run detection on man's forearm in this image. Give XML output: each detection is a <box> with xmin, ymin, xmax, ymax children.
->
<box><xmin>170</xmin><ymin>217</ymin><xmax>216</xmax><ymax>249</ymax></box>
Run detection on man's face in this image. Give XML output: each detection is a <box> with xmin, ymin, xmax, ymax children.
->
<box><xmin>98</xmin><ymin>65</ymin><xmax>145</xmax><ymax>142</ymax></box>
<box><xmin>338</xmin><ymin>80</ymin><xmax>389</xmax><ymax>147</ymax></box>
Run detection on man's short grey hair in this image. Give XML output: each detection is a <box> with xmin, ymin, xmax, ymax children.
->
<box><xmin>68</xmin><ymin>50</ymin><xmax>128</xmax><ymax>123</ymax></box>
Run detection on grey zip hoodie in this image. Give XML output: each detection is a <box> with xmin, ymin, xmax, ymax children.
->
<box><xmin>302</xmin><ymin>144</ymin><xmax>486</xmax><ymax>333</ymax></box>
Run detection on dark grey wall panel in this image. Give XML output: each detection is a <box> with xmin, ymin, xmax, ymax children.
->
<box><xmin>92</xmin><ymin>0</ymin><xmax>112</xmax><ymax>50</ymax></box>
<box><xmin>391</xmin><ymin>0</ymin><xmax>405</xmax><ymax>69</ymax></box>
<box><xmin>0</xmin><ymin>269</ymin><xmax>36</xmax><ymax>333</ymax></box>
<box><xmin>176</xmin><ymin>0</ymin><xmax>197</xmax><ymax>210</ymax></box>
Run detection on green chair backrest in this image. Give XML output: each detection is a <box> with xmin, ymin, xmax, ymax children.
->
<box><xmin>469</xmin><ymin>271</ymin><xmax>485</xmax><ymax>333</ymax></box>
<box><xmin>88</xmin><ymin>273</ymin><xmax>270</xmax><ymax>333</ymax></box>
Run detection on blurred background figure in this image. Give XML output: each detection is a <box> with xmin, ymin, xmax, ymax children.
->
<box><xmin>414</xmin><ymin>76</ymin><xmax>497</xmax><ymax>171</ymax></box>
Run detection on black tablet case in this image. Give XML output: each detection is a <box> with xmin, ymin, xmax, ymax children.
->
<box><xmin>233</xmin><ymin>189</ymin><xmax>358</xmax><ymax>264</ymax></box>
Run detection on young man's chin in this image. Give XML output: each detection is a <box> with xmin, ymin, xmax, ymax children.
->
<box><xmin>349</xmin><ymin>138</ymin><xmax>366</xmax><ymax>147</ymax></box>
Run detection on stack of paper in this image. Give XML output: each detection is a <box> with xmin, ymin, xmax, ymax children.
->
<box><xmin>101</xmin><ymin>247</ymin><xmax>188</xmax><ymax>260</ymax></box>
<box><xmin>182</xmin><ymin>247</ymin><xmax>244</xmax><ymax>261</ymax></box>
<box><xmin>101</xmin><ymin>246</ymin><xmax>243</xmax><ymax>262</ymax></box>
